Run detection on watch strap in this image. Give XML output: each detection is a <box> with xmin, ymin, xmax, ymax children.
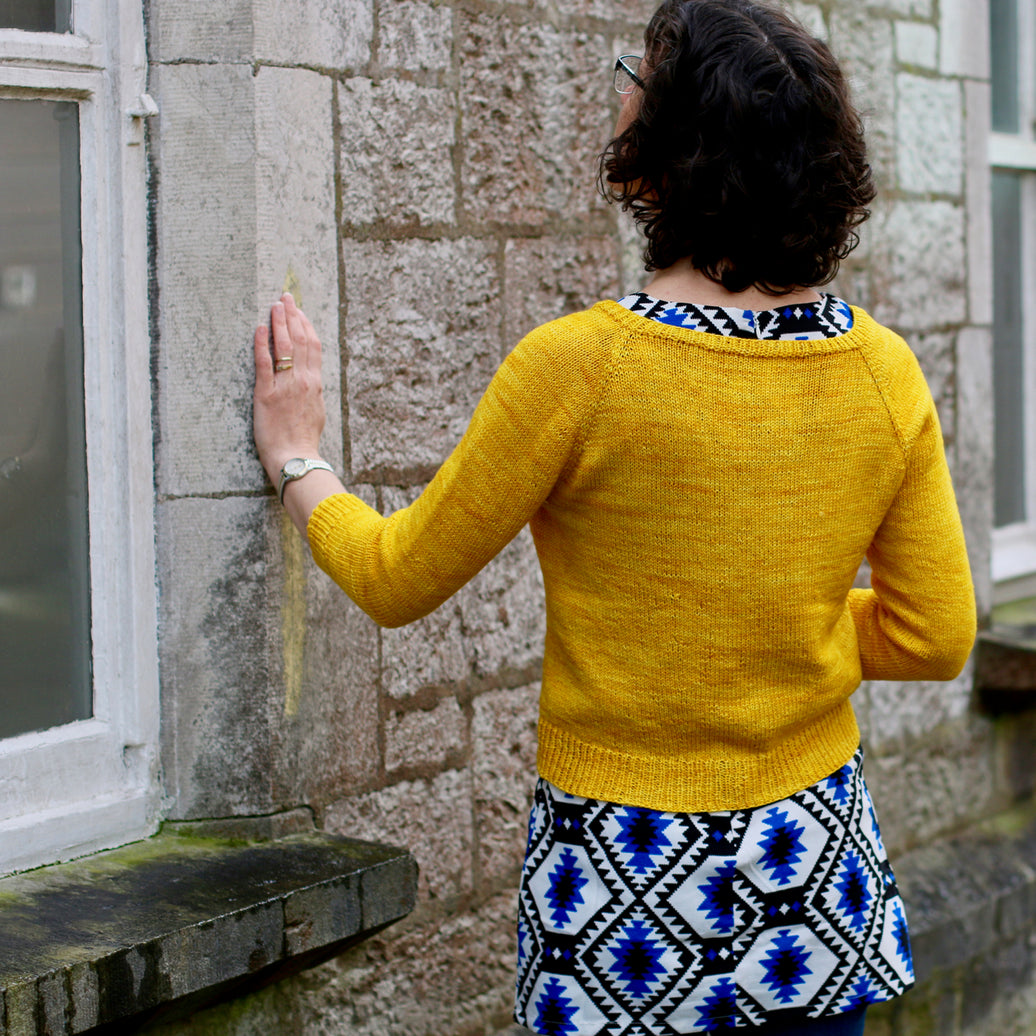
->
<box><xmin>277</xmin><ymin>458</ymin><xmax>334</xmax><ymax>503</ymax></box>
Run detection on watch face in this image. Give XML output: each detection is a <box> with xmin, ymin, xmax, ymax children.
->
<box><xmin>284</xmin><ymin>458</ymin><xmax>308</xmax><ymax>478</ymax></box>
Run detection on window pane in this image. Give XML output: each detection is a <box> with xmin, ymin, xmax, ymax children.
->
<box><xmin>0</xmin><ymin>0</ymin><xmax>70</xmax><ymax>32</ymax></box>
<box><xmin>992</xmin><ymin>171</ymin><xmax>1026</xmax><ymax>526</ymax></box>
<box><xmin>990</xmin><ymin>0</ymin><xmax>1020</xmax><ymax>133</ymax></box>
<box><xmin>0</xmin><ymin>99</ymin><xmax>91</xmax><ymax>738</ymax></box>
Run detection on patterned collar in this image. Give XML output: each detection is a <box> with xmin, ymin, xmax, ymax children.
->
<box><xmin>616</xmin><ymin>291</ymin><xmax>854</xmax><ymax>341</ymax></box>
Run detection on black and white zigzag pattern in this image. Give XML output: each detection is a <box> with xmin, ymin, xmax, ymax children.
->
<box><xmin>616</xmin><ymin>292</ymin><xmax>854</xmax><ymax>341</ymax></box>
<box><xmin>514</xmin><ymin>750</ymin><xmax>913</xmax><ymax>1035</ymax></box>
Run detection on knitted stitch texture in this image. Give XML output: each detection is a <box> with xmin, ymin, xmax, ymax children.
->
<box><xmin>308</xmin><ymin>301</ymin><xmax>976</xmax><ymax>812</ymax></box>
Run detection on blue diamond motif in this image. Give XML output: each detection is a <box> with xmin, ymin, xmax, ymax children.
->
<box><xmin>893</xmin><ymin>902</ymin><xmax>911</xmax><ymax>964</ymax></box>
<box><xmin>757</xmin><ymin>807</ymin><xmax>806</xmax><ymax>886</ymax></box>
<box><xmin>545</xmin><ymin>847</ymin><xmax>588</xmax><ymax>927</ymax></box>
<box><xmin>698</xmin><ymin>859</ymin><xmax>738</xmax><ymax>934</ymax></box>
<box><xmin>534</xmin><ymin>976</ymin><xmax>580</xmax><ymax>1036</ymax></box>
<box><xmin>834</xmin><ymin>852</ymin><xmax>872</xmax><ymax>932</ymax></box>
<box><xmin>825</xmin><ymin>765</ymin><xmax>852</xmax><ymax>806</ymax></box>
<box><xmin>606</xmin><ymin>918</ymin><xmax>667</xmax><ymax>999</ymax></box>
<box><xmin>845</xmin><ymin>975</ymin><xmax>881</xmax><ymax>1008</ymax></box>
<box><xmin>695</xmin><ymin>976</ymin><xmax>738</xmax><ymax>1031</ymax></box>
<box><xmin>760</xmin><ymin>928</ymin><xmax>812</xmax><ymax>1004</ymax></box>
<box><xmin>614</xmin><ymin>807</ymin><xmax>676</xmax><ymax>874</ymax></box>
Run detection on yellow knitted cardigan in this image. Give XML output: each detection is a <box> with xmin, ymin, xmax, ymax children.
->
<box><xmin>308</xmin><ymin>301</ymin><xmax>976</xmax><ymax>812</ymax></box>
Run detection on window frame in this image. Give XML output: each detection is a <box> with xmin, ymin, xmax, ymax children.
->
<box><xmin>0</xmin><ymin>1</ymin><xmax>160</xmax><ymax>875</ymax></box>
<box><xmin>990</xmin><ymin>0</ymin><xmax>1036</xmax><ymax>604</ymax></box>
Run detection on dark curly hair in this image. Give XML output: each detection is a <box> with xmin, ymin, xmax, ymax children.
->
<box><xmin>600</xmin><ymin>0</ymin><xmax>875</xmax><ymax>294</ymax></box>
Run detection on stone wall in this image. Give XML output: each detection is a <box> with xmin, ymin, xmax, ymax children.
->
<box><xmin>143</xmin><ymin>0</ymin><xmax>1032</xmax><ymax>1033</ymax></box>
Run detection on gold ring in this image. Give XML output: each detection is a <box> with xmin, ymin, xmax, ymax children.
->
<box><xmin>274</xmin><ymin>360</ymin><xmax>293</xmax><ymax>372</ymax></box>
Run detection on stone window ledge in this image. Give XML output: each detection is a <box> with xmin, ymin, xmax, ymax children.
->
<box><xmin>976</xmin><ymin>596</ymin><xmax>1036</xmax><ymax>711</ymax></box>
<box><xmin>0</xmin><ymin>826</ymin><xmax>417</xmax><ymax>1034</ymax></box>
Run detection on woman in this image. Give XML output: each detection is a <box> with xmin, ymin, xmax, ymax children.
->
<box><xmin>253</xmin><ymin>1</ymin><xmax>976</xmax><ymax>1033</ymax></box>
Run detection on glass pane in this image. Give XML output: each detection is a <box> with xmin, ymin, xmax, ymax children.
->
<box><xmin>0</xmin><ymin>0</ymin><xmax>70</xmax><ymax>33</ymax></box>
<box><xmin>992</xmin><ymin>171</ymin><xmax>1026</xmax><ymax>526</ymax></box>
<box><xmin>990</xmin><ymin>0</ymin><xmax>1020</xmax><ymax>133</ymax></box>
<box><xmin>0</xmin><ymin>99</ymin><xmax>91</xmax><ymax>738</ymax></box>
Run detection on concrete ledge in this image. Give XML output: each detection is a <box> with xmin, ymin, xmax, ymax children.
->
<box><xmin>0</xmin><ymin>830</ymin><xmax>418</xmax><ymax>1034</ymax></box>
<box><xmin>976</xmin><ymin>629</ymin><xmax>1036</xmax><ymax>710</ymax></box>
<box><xmin>976</xmin><ymin>597</ymin><xmax>1036</xmax><ymax>711</ymax></box>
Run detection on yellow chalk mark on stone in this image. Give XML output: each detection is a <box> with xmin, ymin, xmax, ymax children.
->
<box><xmin>282</xmin><ymin>266</ymin><xmax>302</xmax><ymax>308</ymax></box>
<box><xmin>279</xmin><ymin>506</ymin><xmax>306</xmax><ymax>717</ymax></box>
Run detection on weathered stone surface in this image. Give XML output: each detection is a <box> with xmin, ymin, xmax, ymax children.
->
<box><xmin>459</xmin><ymin>14</ymin><xmax>612</xmax><ymax>225</ymax></box>
<box><xmin>896</xmin><ymin>74</ymin><xmax>963</xmax><ymax>196</ymax></box>
<box><xmin>380</xmin><ymin>591</ymin><xmax>470</xmax><ymax>698</ymax></box>
<box><xmin>149</xmin><ymin>0</ymin><xmax>372</xmax><ymax>65</ymax></box>
<box><xmin>157</xmin><ymin>496</ymin><xmax>379</xmax><ymax>819</ymax></box>
<box><xmin>153</xmin><ymin>64</ymin><xmax>342</xmax><ymax>499</ymax></box>
<box><xmin>939</xmin><ymin>0</ymin><xmax>990</xmax><ymax>78</ymax></box>
<box><xmin>859</xmin><ymin>669</ymin><xmax>972</xmax><ymax>751</ymax></box>
<box><xmin>297</xmin><ymin>890</ymin><xmax>518</xmax><ymax>1036</ymax></box>
<box><xmin>147</xmin><ymin>0</ymin><xmax>253</xmax><ymax>62</ymax></box>
<box><xmin>828</xmin><ymin>10</ymin><xmax>896</xmax><ymax>190</ymax></box>
<box><xmin>338</xmin><ymin>78</ymin><xmax>456</xmax><ymax>228</ymax></box>
<box><xmin>151</xmin><ymin>63</ymin><xmax>261</xmax><ymax>497</ymax></box>
<box><xmin>502</xmin><ymin>235</ymin><xmax>621</xmax><ymax>351</ymax></box>
<box><xmin>865</xmin><ymin>719</ymin><xmax>997</xmax><ymax>855</ymax></box>
<box><xmin>377</xmin><ymin>0</ymin><xmax>453</xmax><ymax>71</ymax></box>
<box><xmin>910</xmin><ymin>329</ymin><xmax>956</xmax><ymax>442</ymax></box>
<box><xmin>860</xmin><ymin>0</ymin><xmax>931</xmax><ymax>15</ymax></box>
<box><xmin>254</xmin><ymin>65</ymin><xmax>343</xmax><ymax>471</ymax></box>
<box><xmin>895</xmin><ymin>20</ymin><xmax>939</xmax><ymax>70</ymax></box>
<box><xmin>324</xmin><ymin>769</ymin><xmax>474</xmax><ymax>900</ymax></box>
<box><xmin>343</xmin><ymin>237</ymin><xmax>500</xmax><ymax>479</ymax></box>
<box><xmin>784</xmin><ymin>2</ymin><xmax>826</xmax><ymax>40</ymax></box>
<box><xmin>472</xmin><ymin>684</ymin><xmax>540</xmax><ymax>886</ymax></box>
<box><xmin>570</xmin><ymin>0</ymin><xmax>659</xmax><ymax>22</ymax></box>
<box><xmin>268</xmin><ymin>505</ymin><xmax>382</xmax><ymax>808</ymax></box>
<box><xmin>868</xmin><ymin>200</ymin><xmax>966</xmax><ymax>331</ymax></box>
<box><xmin>959</xmin><ymin>932</ymin><xmax>1036</xmax><ymax>1036</ymax></box>
<box><xmin>254</xmin><ymin>0</ymin><xmax>373</xmax><ymax>69</ymax></box>
<box><xmin>964</xmin><ymin>80</ymin><xmax>993</xmax><ymax>326</ymax></box>
<box><xmin>158</xmin><ymin>496</ymin><xmax>275</xmax><ymax>818</ymax></box>
<box><xmin>385</xmin><ymin>696</ymin><xmax>468</xmax><ymax>775</ymax></box>
<box><xmin>954</xmin><ymin>326</ymin><xmax>993</xmax><ymax>618</ymax></box>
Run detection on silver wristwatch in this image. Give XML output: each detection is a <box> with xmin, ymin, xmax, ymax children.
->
<box><xmin>277</xmin><ymin>457</ymin><xmax>334</xmax><ymax>503</ymax></box>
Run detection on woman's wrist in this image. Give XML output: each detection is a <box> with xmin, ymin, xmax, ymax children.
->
<box><xmin>261</xmin><ymin>447</ymin><xmax>324</xmax><ymax>485</ymax></box>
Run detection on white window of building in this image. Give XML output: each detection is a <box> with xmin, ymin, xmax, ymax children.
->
<box><xmin>991</xmin><ymin>0</ymin><xmax>1036</xmax><ymax>601</ymax></box>
<box><xmin>0</xmin><ymin>0</ymin><xmax>160</xmax><ymax>874</ymax></box>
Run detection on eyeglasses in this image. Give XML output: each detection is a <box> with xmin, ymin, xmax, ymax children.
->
<box><xmin>613</xmin><ymin>54</ymin><xmax>645</xmax><ymax>95</ymax></box>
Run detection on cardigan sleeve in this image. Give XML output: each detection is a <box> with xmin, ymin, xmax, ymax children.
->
<box><xmin>847</xmin><ymin>385</ymin><xmax>977</xmax><ymax>681</ymax></box>
<box><xmin>306</xmin><ymin>312</ymin><xmax>609</xmax><ymax>628</ymax></box>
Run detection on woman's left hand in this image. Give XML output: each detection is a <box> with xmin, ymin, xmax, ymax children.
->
<box><xmin>253</xmin><ymin>293</ymin><xmax>327</xmax><ymax>489</ymax></box>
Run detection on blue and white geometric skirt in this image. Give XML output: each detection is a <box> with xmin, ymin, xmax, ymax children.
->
<box><xmin>514</xmin><ymin>749</ymin><xmax>914</xmax><ymax>1034</ymax></box>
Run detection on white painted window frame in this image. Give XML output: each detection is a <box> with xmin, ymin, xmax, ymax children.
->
<box><xmin>0</xmin><ymin>1</ymin><xmax>160</xmax><ymax>875</ymax></box>
<box><xmin>990</xmin><ymin>0</ymin><xmax>1036</xmax><ymax>605</ymax></box>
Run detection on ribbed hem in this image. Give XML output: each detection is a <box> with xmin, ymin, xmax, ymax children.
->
<box><xmin>536</xmin><ymin>703</ymin><xmax>861</xmax><ymax>813</ymax></box>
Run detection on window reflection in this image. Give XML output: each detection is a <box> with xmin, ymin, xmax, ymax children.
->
<box><xmin>0</xmin><ymin>98</ymin><xmax>91</xmax><ymax>738</ymax></box>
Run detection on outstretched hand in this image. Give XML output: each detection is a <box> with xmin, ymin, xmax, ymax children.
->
<box><xmin>253</xmin><ymin>293</ymin><xmax>327</xmax><ymax>491</ymax></box>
